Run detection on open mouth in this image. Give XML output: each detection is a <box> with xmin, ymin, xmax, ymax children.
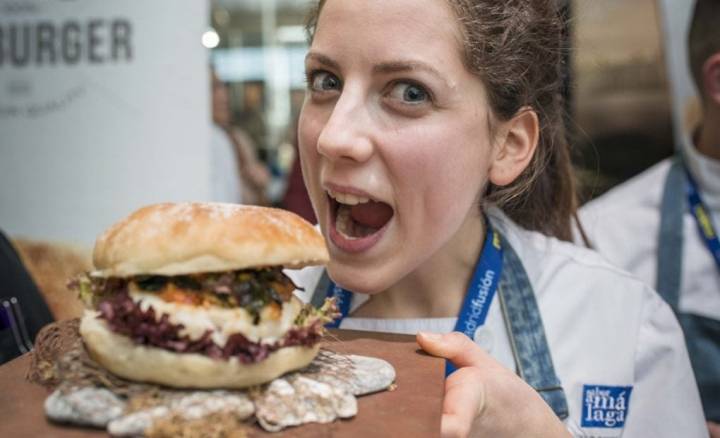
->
<box><xmin>327</xmin><ymin>190</ymin><xmax>394</xmax><ymax>241</ymax></box>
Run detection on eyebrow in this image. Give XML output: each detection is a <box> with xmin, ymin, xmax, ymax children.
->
<box><xmin>305</xmin><ymin>52</ymin><xmax>452</xmax><ymax>89</ymax></box>
<box><xmin>305</xmin><ymin>52</ymin><xmax>341</xmax><ymax>71</ymax></box>
<box><xmin>372</xmin><ymin>61</ymin><xmax>443</xmax><ymax>81</ymax></box>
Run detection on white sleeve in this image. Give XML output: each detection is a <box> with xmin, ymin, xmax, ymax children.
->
<box><xmin>285</xmin><ymin>265</ymin><xmax>324</xmax><ymax>304</ymax></box>
<box><xmin>622</xmin><ymin>289</ymin><xmax>708</xmax><ymax>437</ymax></box>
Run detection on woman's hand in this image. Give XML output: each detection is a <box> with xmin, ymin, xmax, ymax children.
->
<box><xmin>417</xmin><ymin>331</ymin><xmax>571</xmax><ymax>438</ymax></box>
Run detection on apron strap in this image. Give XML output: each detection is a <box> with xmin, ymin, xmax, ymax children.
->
<box><xmin>498</xmin><ymin>234</ymin><xmax>569</xmax><ymax>420</ymax></box>
<box><xmin>656</xmin><ymin>155</ymin><xmax>720</xmax><ymax>422</ymax></box>
<box><xmin>310</xmin><ymin>270</ymin><xmax>331</xmax><ymax>309</ymax></box>
<box><xmin>656</xmin><ymin>156</ymin><xmax>686</xmax><ymax>310</ymax></box>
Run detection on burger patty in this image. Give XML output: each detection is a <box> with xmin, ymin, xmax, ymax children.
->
<box><xmin>72</xmin><ymin>267</ymin><xmax>300</xmax><ymax>320</ymax></box>
<box><xmin>95</xmin><ymin>291</ymin><xmax>327</xmax><ymax>364</ymax></box>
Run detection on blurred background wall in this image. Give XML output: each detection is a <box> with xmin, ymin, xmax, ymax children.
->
<box><xmin>0</xmin><ymin>0</ymin><xmax>210</xmax><ymax>245</ymax></box>
<box><xmin>572</xmin><ymin>0</ymin><xmax>662</xmax><ymax>198</ymax></box>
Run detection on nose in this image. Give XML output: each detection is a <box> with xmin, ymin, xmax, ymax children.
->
<box><xmin>316</xmin><ymin>89</ymin><xmax>374</xmax><ymax>163</ymax></box>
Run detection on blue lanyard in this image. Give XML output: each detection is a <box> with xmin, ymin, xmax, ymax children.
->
<box><xmin>325</xmin><ymin>282</ymin><xmax>353</xmax><ymax>329</ymax></box>
<box><xmin>686</xmin><ymin>169</ymin><xmax>720</xmax><ymax>271</ymax></box>
<box><xmin>324</xmin><ymin>224</ymin><xmax>504</xmax><ymax>375</ymax></box>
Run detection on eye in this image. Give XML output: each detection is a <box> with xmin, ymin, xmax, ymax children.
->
<box><xmin>309</xmin><ymin>70</ymin><xmax>341</xmax><ymax>92</ymax></box>
<box><xmin>388</xmin><ymin>82</ymin><xmax>429</xmax><ymax>104</ymax></box>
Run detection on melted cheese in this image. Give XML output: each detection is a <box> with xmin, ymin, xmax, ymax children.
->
<box><xmin>129</xmin><ymin>291</ymin><xmax>301</xmax><ymax>346</ymax></box>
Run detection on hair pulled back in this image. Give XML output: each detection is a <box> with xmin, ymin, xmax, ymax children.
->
<box><xmin>306</xmin><ymin>0</ymin><xmax>579</xmax><ymax>241</ymax></box>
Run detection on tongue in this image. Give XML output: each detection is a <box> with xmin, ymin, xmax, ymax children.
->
<box><xmin>350</xmin><ymin>201</ymin><xmax>394</xmax><ymax>229</ymax></box>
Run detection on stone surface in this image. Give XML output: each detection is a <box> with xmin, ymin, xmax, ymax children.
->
<box><xmin>346</xmin><ymin>354</ymin><xmax>397</xmax><ymax>396</ymax></box>
<box><xmin>253</xmin><ymin>375</ymin><xmax>357</xmax><ymax>432</ymax></box>
<box><xmin>108</xmin><ymin>390</ymin><xmax>254</xmax><ymax>437</ymax></box>
<box><xmin>42</xmin><ymin>350</ymin><xmax>396</xmax><ymax>435</ymax></box>
<box><xmin>108</xmin><ymin>405</ymin><xmax>170</xmax><ymax>437</ymax></box>
<box><xmin>301</xmin><ymin>350</ymin><xmax>396</xmax><ymax>396</ymax></box>
<box><xmin>45</xmin><ymin>385</ymin><xmax>126</xmax><ymax>428</ymax></box>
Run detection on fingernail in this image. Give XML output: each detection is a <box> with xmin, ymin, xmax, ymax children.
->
<box><xmin>419</xmin><ymin>331</ymin><xmax>442</xmax><ymax>341</ymax></box>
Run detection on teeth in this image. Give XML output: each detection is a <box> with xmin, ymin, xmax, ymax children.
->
<box><xmin>336</xmin><ymin>204</ymin><xmax>358</xmax><ymax>240</ymax></box>
<box><xmin>327</xmin><ymin>189</ymin><xmax>370</xmax><ymax>206</ymax></box>
<box><xmin>335</xmin><ymin>204</ymin><xmax>376</xmax><ymax>239</ymax></box>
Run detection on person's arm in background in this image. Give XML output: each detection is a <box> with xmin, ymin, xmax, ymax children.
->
<box><xmin>0</xmin><ymin>230</ymin><xmax>54</xmax><ymax>365</ymax></box>
<box><xmin>228</xmin><ymin>127</ymin><xmax>271</xmax><ymax>206</ymax></box>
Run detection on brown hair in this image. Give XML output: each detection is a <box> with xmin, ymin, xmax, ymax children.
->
<box><xmin>306</xmin><ymin>0</ymin><xmax>581</xmax><ymax>242</ymax></box>
<box><xmin>688</xmin><ymin>0</ymin><xmax>720</xmax><ymax>102</ymax></box>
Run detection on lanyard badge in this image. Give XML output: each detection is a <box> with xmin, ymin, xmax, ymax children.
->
<box><xmin>446</xmin><ymin>227</ymin><xmax>503</xmax><ymax>375</ymax></box>
<box><xmin>323</xmin><ymin>223</ymin><xmax>504</xmax><ymax>375</ymax></box>
<box><xmin>686</xmin><ymin>170</ymin><xmax>720</xmax><ymax>271</ymax></box>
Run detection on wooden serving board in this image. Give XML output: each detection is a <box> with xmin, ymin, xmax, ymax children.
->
<box><xmin>0</xmin><ymin>330</ymin><xmax>443</xmax><ymax>437</ymax></box>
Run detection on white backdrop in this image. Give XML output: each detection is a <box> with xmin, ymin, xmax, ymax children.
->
<box><xmin>0</xmin><ymin>0</ymin><xmax>210</xmax><ymax>245</ymax></box>
<box><xmin>657</xmin><ymin>0</ymin><xmax>698</xmax><ymax>146</ymax></box>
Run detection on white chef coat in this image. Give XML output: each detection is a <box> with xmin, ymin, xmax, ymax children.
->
<box><xmin>287</xmin><ymin>208</ymin><xmax>708</xmax><ymax>437</ymax></box>
<box><xmin>579</xmin><ymin>134</ymin><xmax>720</xmax><ymax>323</ymax></box>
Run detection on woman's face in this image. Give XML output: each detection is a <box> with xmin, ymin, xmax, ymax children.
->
<box><xmin>298</xmin><ymin>0</ymin><xmax>495</xmax><ymax>293</ymax></box>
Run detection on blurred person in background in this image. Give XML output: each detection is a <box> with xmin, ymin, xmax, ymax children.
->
<box><xmin>281</xmin><ymin>141</ymin><xmax>317</xmax><ymax>224</ymax></box>
<box><xmin>281</xmin><ymin>89</ymin><xmax>317</xmax><ymax>223</ymax></box>
<box><xmin>580</xmin><ymin>0</ymin><xmax>720</xmax><ymax>434</ymax></box>
<box><xmin>280</xmin><ymin>115</ymin><xmax>317</xmax><ymax>224</ymax></box>
<box><xmin>211</xmin><ymin>70</ymin><xmax>270</xmax><ymax>205</ymax></box>
<box><xmin>236</xmin><ymin>81</ymin><xmax>268</xmax><ymax>159</ymax></box>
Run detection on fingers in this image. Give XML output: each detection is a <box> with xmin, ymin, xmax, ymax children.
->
<box><xmin>417</xmin><ymin>332</ymin><xmax>490</xmax><ymax>437</ymax></box>
<box><xmin>441</xmin><ymin>366</ymin><xmax>486</xmax><ymax>438</ymax></box>
<box><xmin>417</xmin><ymin>331</ymin><xmax>491</xmax><ymax>369</ymax></box>
<box><xmin>418</xmin><ymin>332</ymin><xmax>570</xmax><ymax>438</ymax></box>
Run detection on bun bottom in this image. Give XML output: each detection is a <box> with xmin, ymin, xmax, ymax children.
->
<box><xmin>79</xmin><ymin>312</ymin><xmax>320</xmax><ymax>389</ymax></box>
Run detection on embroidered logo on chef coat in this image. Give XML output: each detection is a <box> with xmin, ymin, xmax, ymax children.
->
<box><xmin>581</xmin><ymin>385</ymin><xmax>633</xmax><ymax>429</ymax></box>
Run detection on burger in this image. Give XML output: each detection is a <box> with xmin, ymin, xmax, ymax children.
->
<box><xmin>71</xmin><ymin>202</ymin><xmax>335</xmax><ymax>389</ymax></box>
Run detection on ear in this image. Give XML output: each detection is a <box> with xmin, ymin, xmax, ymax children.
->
<box><xmin>703</xmin><ymin>52</ymin><xmax>720</xmax><ymax>106</ymax></box>
<box><xmin>488</xmin><ymin>108</ymin><xmax>539</xmax><ymax>187</ymax></box>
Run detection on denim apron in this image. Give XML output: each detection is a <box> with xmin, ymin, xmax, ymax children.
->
<box><xmin>310</xmin><ymin>230</ymin><xmax>569</xmax><ymax>420</ymax></box>
<box><xmin>657</xmin><ymin>156</ymin><xmax>720</xmax><ymax>422</ymax></box>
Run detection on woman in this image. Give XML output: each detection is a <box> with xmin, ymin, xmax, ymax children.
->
<box><xmin>291</xmin><ymin>0</ymin><xmax>708</xmax><ymax>436</ymax></box>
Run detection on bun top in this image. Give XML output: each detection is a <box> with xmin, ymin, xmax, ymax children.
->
<box><xmin>93</xmin><ymin>203</ymin><xmax>328</xmax><ymax>277</ymax></box>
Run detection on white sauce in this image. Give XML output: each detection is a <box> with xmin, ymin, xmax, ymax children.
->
<box><xmin>128</xmin><ymin>291</ymin><xmax>301</xmax><ymax>346</ymax></box>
